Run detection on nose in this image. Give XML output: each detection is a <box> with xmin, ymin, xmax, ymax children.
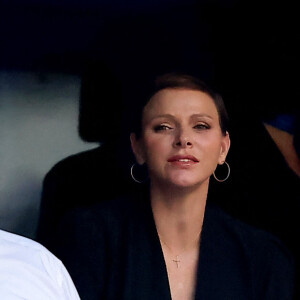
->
<box><xmin>173</xmin><ymin>129</ymin><xmax>193</xmax><ymax>148</ymax></box>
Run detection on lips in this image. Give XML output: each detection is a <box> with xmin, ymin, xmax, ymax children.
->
<box><xmin>167</xmin><ymin>155</ymin><xmax>199</xmax><ymax>163</ymax></box>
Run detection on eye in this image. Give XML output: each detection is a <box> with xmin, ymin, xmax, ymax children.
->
<box><xmin>194</xmin><ymin>123</ymin><xmax>210</xmax><ymax>130</ymax></box>
<box><xmin>154</xmin><ymin>124</ymin><xmax>173</xmax><ymax>132</ymax></box>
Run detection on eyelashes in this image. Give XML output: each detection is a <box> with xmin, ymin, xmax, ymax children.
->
<box><xmin>193</xmin><ymin>123</ymin><xmax>211</xmax><ymax>130</ymax></box>
<box><xmin>154</xmin><ymin>124</ymin><xmax>173</xmax><ymax>132</ymax></box>
<box><xmin>153</xmin><ymin>122</ymin><xmax>210</xmax><ymax>132</ymax></box>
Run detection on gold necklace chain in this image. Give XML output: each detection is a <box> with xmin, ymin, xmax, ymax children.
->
<box><xmin>158</xmin><ymin>232</ymin><xmax>201</xmax><ymax>269</ymax></box>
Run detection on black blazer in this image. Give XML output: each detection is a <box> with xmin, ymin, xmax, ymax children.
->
<box><xmin>52</xmin><ymin>194</ymin><xmax>294</xmax><ymax>300</ymax></box>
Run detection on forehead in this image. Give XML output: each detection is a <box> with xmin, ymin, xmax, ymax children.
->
<box><xmin>143</xmin><ymin>88</ymin><xmax>219</xmax><ymax>120</ymax></box>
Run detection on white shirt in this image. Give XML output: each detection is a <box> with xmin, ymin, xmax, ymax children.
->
<box><xmin>0</xmin><ymin>229</ymin><xmax>80</xmax><ymax>299</ymax></box>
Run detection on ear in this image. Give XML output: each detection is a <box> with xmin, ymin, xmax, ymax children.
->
<box><xmin>218</xmin><ymin>131</ymin><xmax>231</xmax><ymax>164</ymax></box>
<box><xmin>130</xmin><ymin>133</ymin><xmax>146</xmax><ymax>165</ymax></box>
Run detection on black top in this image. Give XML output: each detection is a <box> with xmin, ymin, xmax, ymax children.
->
<box><xmin>51</xmin><ymin>193</ymin><xmax>294</xmax><ymax>300</ymax></box>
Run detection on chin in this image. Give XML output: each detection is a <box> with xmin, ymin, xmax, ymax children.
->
<box><xmin>167</xmin><ymin>175</ymin><xmax>202</xmax><ymax>189</ymax></box>
<box><xmin>151</xmin><ymin>171</ymin><xmax>209</xmax><ymax>190</ymax></box>
<box><xmin>167</xmin><ymin>170</ymin><xmax>212</xmax><ymax>188</ymax></box>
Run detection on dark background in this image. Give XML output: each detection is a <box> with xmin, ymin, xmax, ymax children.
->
<box><xmin>1</xmin><ymin>0</ymin><xmax>299</xmax><ymax>115</ymax></box>
<box><xmin>0</xmin><ymin>0</ymin><xmax>208</xmax><ymax>73</ymax></box>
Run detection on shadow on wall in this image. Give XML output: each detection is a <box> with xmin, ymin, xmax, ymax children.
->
<box><xmin>0</xmin><ymin>70</ymin><xmax>97</xmax><ymax>238</ymax></box>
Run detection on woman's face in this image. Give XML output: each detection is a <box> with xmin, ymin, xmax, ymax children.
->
<box><xmin>131</xmin><ymin>88</ymin><xmax>230</xmax><ymax>189</ymax></box>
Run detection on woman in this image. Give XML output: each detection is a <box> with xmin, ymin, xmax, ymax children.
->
<box><xmin>53</xmin><ymin>73</ymin><xmax>294</xmax><ymax>299</ymax></box>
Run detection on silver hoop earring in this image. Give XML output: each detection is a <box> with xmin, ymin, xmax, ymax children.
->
<box><xmin>213</xmin><ymin>161</ymin><xmax>230</xmax><ymax>182</ymax></box>
<box><xmin>130</xmin><ymin>163</ymin><xmax>143</xmax><ymax>184</ymax></box>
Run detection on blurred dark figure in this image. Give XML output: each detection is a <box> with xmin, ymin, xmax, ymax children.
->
<box><xmin>210</xmin><ymin>99</ymin><xmax>300</xmax><ymax>299</ymax></box>
<box><xmin>209</xmin><ymin>1</ymin><xmax>300</xmax><ymax>298</ymax></box>
<box><xmin>36</xmin><ymin>61</ymin><xmax>135</xmax><ymax>248</ymax></box>
<box><xmin>213</xmin><ymin>103</ymin><xmax>300</xmax><ymax>300</ymax></box>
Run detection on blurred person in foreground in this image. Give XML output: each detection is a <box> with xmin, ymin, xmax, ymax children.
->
<box><xmin>0</xmin><ymin>228</ymin><xmax>80</xmax><ymax>299</ymax></box>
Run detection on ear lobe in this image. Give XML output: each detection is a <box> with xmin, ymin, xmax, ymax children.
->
<box><xmin>218</xmin><ymin>131</ymin><xmax>231</xmax><ymax>164</ymax></box>
<box><xmin>130</xmin><ymin>133</ymin><xmax>145</xmax><ymax>165</ymax></box>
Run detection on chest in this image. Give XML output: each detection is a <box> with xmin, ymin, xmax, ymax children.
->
<box><xmin>91</xmin><ymin>205</ymin><xmax>257</xmax><ymax>299</ymax></box>
<box><xmin>162</xmin><ymin>247</ymin><xmax>199</xmax><ymax>300</ymax></box>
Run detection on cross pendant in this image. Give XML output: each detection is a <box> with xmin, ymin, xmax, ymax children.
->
<box><xmin>172</xmin><ymin>255</ymin><xmax>180</xmax><ymax>268</ymax></box>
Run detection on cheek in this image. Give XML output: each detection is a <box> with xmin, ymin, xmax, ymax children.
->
<box><xmin>196</xmin><ymin>136</ymin><xmax>223</xmax><ymax>159</ymax></box>
<box><xmin>143</xmin><ymin>136</ymin><xmax>169</xmax><ymax>164</ymax></box>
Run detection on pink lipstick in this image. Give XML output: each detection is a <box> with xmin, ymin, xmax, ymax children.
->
<box><xmin>167</xmin><ymin>155</ymin><xmax>199</xmax><ymax>167</ymax></box>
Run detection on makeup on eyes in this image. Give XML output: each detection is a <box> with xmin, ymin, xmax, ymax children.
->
<box><xmin>151</xmin><ymin>116</ymin><xmax>213</xmax><ymax>133</ymax></box>
<box><xmin>193</xmin><ymin>123</ymin><xmax>211</xmax><ymax>130</ymax></box>
<box><xmin>154</xmin><ymin>124</ymin><xmax>173</xmax><ymax>132</ymax></box>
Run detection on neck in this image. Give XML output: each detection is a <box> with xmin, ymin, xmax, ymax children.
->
<box><xmin>151</xmin><ymin>180</ymin><xmax>209</xmax><ymax>252</ymax></box>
